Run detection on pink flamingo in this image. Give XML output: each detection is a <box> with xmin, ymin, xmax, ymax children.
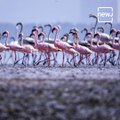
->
<box><xmin>17</xmin><ymin>32</ymin><xmax>38</xmax><ymax>66</ymax></box>
<box><xmin>116</xmin><ymin>30</ymin><xmax>120</xmax><ymax>65</ymax></box>
<box><xmin>110</xmin><ymin>28</ymin><xmax>119</xmax><ymax>50</ymax></box>
<box><xmin>61</xmin><ymin>33</ymin><xmax>79</xmax><ymax>66</ymax></box>
<box><xmin>32</xmin><ymin>28</ymin><xmax>60</xmax><ymax>66</ymax></box>
<box><xmin>110</xmin><ymin>29</ymin><xmax>120</xmax><ymax>65</ymax></box>
<box><xmin>52</xmin><ymin>26</ymin><xmax>74</xmax><ymax>66</ymax></box>
<box><xmin>94</xmin><ymin>32</ymin><xmax>114</xmax><ymax>65</ymax></box>
<box><xmin>0</xmin><ymin>32</ymin><xmax>9</xmax><ymax>62</ymax></box>
<box><xmin>44</xmin><ymin>24</ymin><xmax>61</xmax><ymax>66</ymax></box>
<box><xmin>2</xmin><ymin>31</ymin><xmax>23</xmax><ymax>64</ymax></box>
<box><xmin>70</xmin><ymin>31</ymin><xmax>94</xmax><ymax>65</ymax></box>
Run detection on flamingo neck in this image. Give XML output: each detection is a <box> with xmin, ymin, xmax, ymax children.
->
<box><xmin>97</xmin><ymin>39</ymin><xmax>100</xmax><ymax>46</ymax></box>
<box><xmin>34</xmin><ymin>33</ymin><xmax>39</xmax><ymax>48</ymax></box>
<box><xmin>84</xmin><ymin>30</ymin><xmax>88</xmax><ymax>40</ymax></box>
<box><xmin>54</xmin><ymin>31</ymin><xmax>58</xmax><ymax>44</ymax></box>
<box><xmin>90</xmin><ymin>36</ymin><xmax>93</xmax><ymax>47</ymax></box>
<box><xmin>20</xmin><ymin>37</ymin><xmax>23</xmax><ymax>46</ymax></box>
<box><xmin>42</xmin><ymin>36</ymin><xmax>45</xmax><ymax>42</ymax></box>
<box><xmin>48</xmin><ymin>27</ymin><xmax>52</xmax><ymax>40</ymax></box>
<box><xmin>94</xmin><ymin>19</ymin><xmax>98</xmax><ymax>35</ymax></box>
<box><xmin>5</xmin><ymin>37</ymin><xmax>8</xmax><ymax>46</ymax></box>
<box><xmin>74</xmin><ymin>36</ymin><xmax>78</xmax><ymax>46</ymax></box>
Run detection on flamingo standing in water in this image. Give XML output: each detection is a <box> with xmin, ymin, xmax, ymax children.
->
<box><xmin>2</xmin><ymin>31</ymin><xmax>23</xmax><ymax>64</ymax></box>
<box><xmin>116</xmin><ymin>30</ymin><xmax>120</xmax><ymax>65</ymax></box>
<box><xmin>0</xmin><ymin>32</ymin><xmax>9</xmax><ymax>62</ymax></box>
<box><xmin>52</xmin><ymin>26</ymin><xmax>74</xmax><ymax>66</ymax></box>
<box><xmin>69</xmin><ymin>31</ymin><xmax>94</xmax><ymax>65</ymax></box>
<box><xmin>109</xmin><ymin>28</ymin><xmax>120</xmax><ymax>65</ymax></box>
<box><xmin>61</xmin><ymin>33</ymin><xmax>79</xmax><ymax>66</ymax></box>
<box><xmin>94</xmin><ymin>32</ymin><xmax>114</xmax><ymax>65</ymax></box>
<box><xmin>32</xmin><ymin>28</ymin><xmax>60</xmax><ymax>66</ymax></box>
<box><xmin>44</xmin><ymin>24</ymin><xmax>60</xmax><ymax>66</ymax></box>
<box><xmin>17</xmin><ymin>32</ymin><xmax>38</xmax><ymax>66</ymax></box>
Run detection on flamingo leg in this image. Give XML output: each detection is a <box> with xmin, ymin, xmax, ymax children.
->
<box><xmin>104</xmin><ymin>54</ymin><xmax>107</xmax><ymax>66</ymax></box>
<box><xmin>62</xmin><ymin>51</ymin><xmax>65</xmax><ymax>67</ymax></box>
<box><xmin>47</xmin><ymin>52</ymin><xmax>50</xmax><ymax>66</ymax></box>
<box><xmin>117</xmin><ymin>51</ymin><xmax>120</xmax><ymax>66</ymax></box>
<box><xmin>78</xmin><ymin>54</ymin><xmax>83</xmax><ymax>65</ymax></box>
<box><xmin>72</xmin><ymin>54</ymin><xmax>77</xmax><ymax>67</ymax></box>
<box><xmin>52</xmin><ymin>52</ymin><xmax>57</xmax><ymax>66</ymax></box>
<box><xmin>95</xmin><ymin>54</ymin><xmax>99</xmax><ymax>65</ymax></box>
<box><xmin>13</xmin><ymin>51</ymin><xmax>17</xmax><ymax>65</ymax></box>
<box><xmin>36</xmin><ymin>52</ymin><xmax>43</xmax><ymax>65</ymax></box>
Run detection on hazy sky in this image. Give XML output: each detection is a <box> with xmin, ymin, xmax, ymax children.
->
<box><xmin>0</xmin><ymin>0</ymin><xmax>118</xmax><ymax>24</ymax></box>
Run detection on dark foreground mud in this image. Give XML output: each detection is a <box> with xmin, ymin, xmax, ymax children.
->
<box><xmin>0</xmin><ymin>65</ymin><xmax>120</xmax><ymax>120</ymax></box>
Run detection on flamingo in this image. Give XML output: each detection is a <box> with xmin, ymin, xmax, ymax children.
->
<box><xmin>44</xmin><ymin>24</ymin><xmax>61</xmax><ymax>66</ymax></box>
<box><xmin>69</xmin><ymin>30</ymin><xmax>94</xmax><ymax>65</ymax></box>
<box><xmin>0</xmin><ymin>32</ymin><xmax>9</xmax><ymax>63</ymax></box>
<box><xmin>94</xmin><ymin>32</ymin><xmax>114</xmax><ymax>65</ymax></box>
<box><xmin>116</xmin><ymin>30</ymin><xmax>120</xmax><ymax>65</ymax></box>
<box><xmin>89</xmin><ymin>14</ymin><xmax>110</xmax><ymax>43</ymax></box>
<box><xmin>61</xmin><ymin>33</ymin><xmax>79</xmax><ymax>66</ymax></box>
<box><xmin>109</xmin><ymin>28</ymin><xmax>120</xmax><ymax>65</ymax></box>
<box><xmin>32</xmin><ymin>28</ymin><xmax>60</xmax><ymax>66</ymax></box>
<box><xmin>52</xmin><ymin>26</ymin><xmax>74</xmax><ymax>66</ymax></box>
<box><xmin>16</xmin><ymin>32</ymin><xmax>38</xmax><ymax>66</ymax></box>
<box><xmin>31</xmin><ymin>30</ymin><xmax>51</xmax><ymax>66</ymax></box>
<box><xmin>2</xmin><ymin>31</ymin><xmax>23</xmax><ymax>64</ymax></box>
<box><xmin>86</xmin><ymin>32</ymin><xmax>105</xmax><ymax>65</ymax></box>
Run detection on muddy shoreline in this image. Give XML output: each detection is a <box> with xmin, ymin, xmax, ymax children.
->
<box><xmin>0</xmin><ymin>65</ymin><xmax>120</xmax><ymax>120</ymax></box>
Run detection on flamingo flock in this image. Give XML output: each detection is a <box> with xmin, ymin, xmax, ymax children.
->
<box><xmin>0</xmin><ymin>14</ymin><xmax>120</xmax><ymax>67</ymax></box>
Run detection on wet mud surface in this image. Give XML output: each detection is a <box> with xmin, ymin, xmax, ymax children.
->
<box><xmin>0</xmin><ymin>65</ymin><xmax>120</xmax><ymax>120</ymax></box>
